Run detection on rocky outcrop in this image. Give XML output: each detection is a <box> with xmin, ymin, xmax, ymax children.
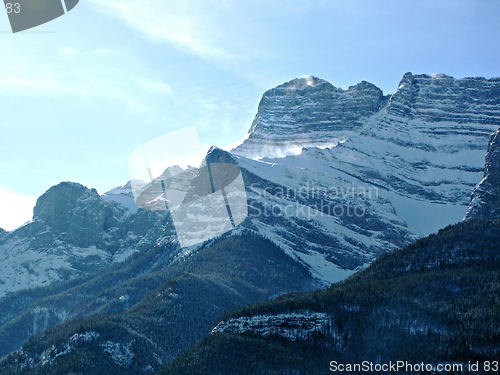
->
<box><xmin>0</xmin><ymin>182</ymin><xmax>170</xmax><ymax>298</ymax></box>
<box><xmin>233</xmin><ymin>76</ymin><xmax>388</xmax><ymax>158</ymax></box>
<box><xmin>465</xmin><ymin>129</ymin><xmax>500</xmax><ymax>220</ymax></box>
<box><xmin>33</xmin><ymin>182</ymin><xmax>91</xmax><ymax>232</ymax></box>
<box><xmin>388</xmin><ymin>73</ymin><xmax>500</xmax><ymax>124</ymax></box>
<box><xmin>2</xmin><ymin>72</ymin><xmax>499</xmax><ymax>297</ymax></box>
<box><xmin>211</xmin><ymin>311</ymin><xmax>329</xmax><ymax>341</ymax></box>
<box><xmin>32</xmin><ymin>182</ymin><xmax>126</xmax><ymax>248</ymax></box>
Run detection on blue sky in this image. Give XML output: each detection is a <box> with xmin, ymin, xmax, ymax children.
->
<box><xmin>1</xmin><ymin>0</ymin><xmax>499</xmax><ymax>231</ymax></box>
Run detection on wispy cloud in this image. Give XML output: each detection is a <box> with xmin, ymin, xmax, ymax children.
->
<box><xmin>138</xmin><ymin>78</ymin><xmax>173</xmax><ymax>95</ymax></box>
<box><xmin>86</xmin><ymin>0</ymin><xmax>320</xmax><ymax>65</ymax></box>
<box><xmin>83</xmin><ymin>0</ymin><xmax>344</xmax><ymax>90</ymax></box>
<box><xmin>88</xmin><ymin>0</ymin><xmax>238</xmax><ymax>62</ymax></box>
<box><xmin>0</xmin><ymin>47</ymin><xmax>166</xmax><ymax>113</ymax></box>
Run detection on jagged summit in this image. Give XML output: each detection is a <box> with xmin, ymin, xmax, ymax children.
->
<box><xmin>204</xmin><ymin>146</ymin><xmax>238</xmax><ymax>164</ymax></box>
<box><xmin>233</xmin><ymin>75</ymin><xmax>386</xmax><ymax>159</ymax></box>
<box><xmin>234</xmin><ymin>73</ymin><xmax>500</xmax><ymax>160</ymax></box>
<box><xmin>101</xmin><ymin>179</ymin><xmax>145</xmax><ymax>214</ymax></box>
<box><xmin>30</xmin><ymin>181</ymin><xmax>130</xmax><ymax>249</ymax></box>
<box><xmin>0</xmin><ymin>180</ymin><xmax>169</xmax><ymax>298</ymax></box>
<box><xmin>276</xmin><ymin>76</ymin><xmax>382</xmax><ymax>93</ymax></box>
<box><xmin>33</xmin><ymin>181</ymin><xmax>93</xmax><ymax>230</ymax></box>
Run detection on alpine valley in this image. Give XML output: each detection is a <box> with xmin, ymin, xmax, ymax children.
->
<box><xmin>0</xmin><ymin>72</ymin><xmax>499</xmax><ymax>374</ymax></box>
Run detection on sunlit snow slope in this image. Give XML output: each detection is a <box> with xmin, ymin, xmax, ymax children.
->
<box><xmin>229</xmin><ymin>73</ymin><xmax>500</xmax><ymax>284</ymax></box>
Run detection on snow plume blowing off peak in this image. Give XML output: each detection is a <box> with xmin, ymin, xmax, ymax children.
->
<box><xmin>232</xmin><ymin>75</ymin><xmax>388</xmax><ymax>159</ymax></box>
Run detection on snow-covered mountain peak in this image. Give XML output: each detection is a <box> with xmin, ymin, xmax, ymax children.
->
<box><xmin>102</xmin><ymin>180</ymin><xmax>143</xmax><ymax>213</ymax></box>
<box><xmin>104</xmin><ymin>179</ymin><xmax>145</xmax><ymax>195</ymax></box>
<box><xmin>232</xmin><ymin>76</ymin><xmax>386</xmax><ymax>159</ymax></box>
<box><xmin>223</xmin><ymin>73</ymin><xmax>500</xmax><ymax>284</ymax></box>
<box><xmin>204</xmin><ymin>146</ymin><xmax>238</xmax><ymax>164</ymax></box>
<box><xmin>0</xmin><ymin>180</ymin><xmax>170</xmax><ymax>297</ymax></box>
<box><xmin>233</xmin><ymin>72</ymin><xmax>500</xmax><ymax>161</ymax></box>
<box><xmin>2</xmin><ymin>72</ymin><xmax>499</xmax><ymax>300</ymax></box>
<box><xmin>157</xmin><ymin>165</ymin><xmax>196</xmax><ymax>179</ymax></box>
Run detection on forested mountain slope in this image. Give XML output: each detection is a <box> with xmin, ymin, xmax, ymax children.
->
<box><xmin>163</xmin><ymin>218</ymin><xmax>500</xmax><ymax>375</ymax></box>
<box><xmin>0</xmin><ymin>232</ymin><xmax>316</xmax><ymax>374</ymax></box>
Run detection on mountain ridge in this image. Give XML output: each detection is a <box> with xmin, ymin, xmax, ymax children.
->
<box><xmin>0</xmin><ymin>181</ymin><xmax>169</xmax><ymax>298</ymax></box>
<box><xmin>0</xmin><ymin>231</ymin><xmax>318</xmax><ymax>374</ymax></box>
<box><xmin>2</xmin><ymin>72</ymin><xmax>498</xmax><ymax>298</ymax></box>
<box><xmin>161</xmin><ymin>120</ymin><xmax>500</xmax><ymax>374</ymax></box>
<box><xmin>234</xmin><ymin>75</ymin><xmax>388</xmax><ymax>158</ymax></box>
<box><xmin>0</xmin><ymin>72</ymin><xmax>499</xmax><ymax>373</ymax></box>
<box><xmin>3</xmin><ymin>72</ymin><xmax>498</xmax><ymax>298</ymax></box>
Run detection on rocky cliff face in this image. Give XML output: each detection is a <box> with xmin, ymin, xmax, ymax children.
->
<box><xmin>234</xmin><ymin>74</ymin><xmax>500</xmax><ymax>160</ymax></box>
<box><xmin>325</xmin><ymin>73</ymin><xmax>499</xmax><ymax>210</ymax></box>
<box><xmin>388</xmin><ymin>73</ymin><xmax>500</xmax><ymax>124</ymax></box>
<box><xmin>0</xmin><ymin>181</ymin><xmax>169</xmax><ymax>298</ymax></box>
<box><xmin>223</xmin><ymin>73</ymin><xmax>500</xmax><ymax>284</ymax></box>
<box><xmin>465</xmin><ymin>129</ymin><xmax>500</xmax><ymax>220</ymax></box>
<box><xmin>0</xmin><ymin>72</ymin><xmax>499</xmax><ymax>370</ymax></box>
<box><xmin>32</xmin><ymin>182</ymin><xmax>126</xmax><ymax>249</ymax></box>
<box><xmin>233</xmin><ymin>76</ymin><xmax>388</xmax><ymax>158</ymax></box>
<box><xmin>2</xmin><ymin>72</ymin><xmax>499</xmax><ymax>296</ymax></box>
